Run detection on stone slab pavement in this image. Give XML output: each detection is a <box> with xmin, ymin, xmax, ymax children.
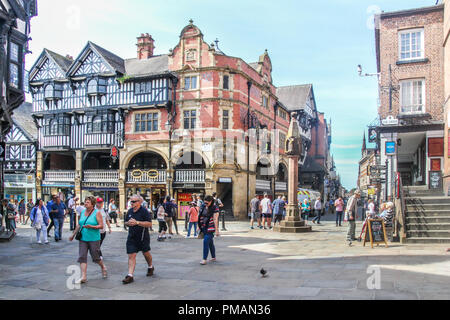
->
<box><xmin>0</xmin><ymin>218</ymin><xmax>449</xmax><ymax>300</ymax></box>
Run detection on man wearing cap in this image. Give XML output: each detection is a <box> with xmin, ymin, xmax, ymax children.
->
<box><xmin>345</xmin><ymin>190</ymin><xmax>361</xmax><ymax>246</ymax></box>
<box><xmin>122</xmin><ymin>195</ymin><xmax>154</xmax><ymax>284</ymax></box>
<box><xmin>96</xmin><ymin>197</ymin><xmax>111</xmax><ymax>258</ymax></box>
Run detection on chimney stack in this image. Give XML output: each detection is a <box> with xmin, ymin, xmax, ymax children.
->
<box><xmin>137</xmin><ymin>33</ymin><xmax>155</xmax><ymax>59</ymax></box>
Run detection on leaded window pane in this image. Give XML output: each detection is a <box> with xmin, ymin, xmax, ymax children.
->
<box><xmin>10</xmin><ymin>43</ymin><xmax>19</xmax><ymax>63</ymax></box>
<box><xmin>10</xmin><ymin>64</ymin><xmax>19</xmax><ymax>88</ymax></box>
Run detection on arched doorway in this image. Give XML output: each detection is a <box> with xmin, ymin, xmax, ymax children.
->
<box><xmin>275</xmin><ymin>163</ymin><xmax>288</xmax><ymax>196</ymax></box>
<box><xmin>173</xmin><ymin>151</ymin><xmax>207</xmax><ymax>221</ymax></box>
<box><xmin>126</xmin><ymin>152</ymin><xmax>168</xmax><ymax>211</ymax></box>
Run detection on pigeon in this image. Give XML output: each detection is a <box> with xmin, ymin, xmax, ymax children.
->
<box><xmin>260</xmin><ymin>268</ymin><xmax>268</xmax><ymax>278</ymax></box>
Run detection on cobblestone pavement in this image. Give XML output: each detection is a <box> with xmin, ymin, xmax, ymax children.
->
<box><xmin>0</xmin><ymin>218</ymin><xmax>449</xmax><ymax>300</ymax></box>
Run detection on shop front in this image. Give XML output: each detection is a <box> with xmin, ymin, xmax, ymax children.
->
<box><xmin>3</xmin><ymin>174</ymin><xmax>36</xmax><ymax>203</ymax></box>
<box><xmin>172</xmin><ymin>183</ymin><xmax>206</xmax><ymax>219</ymax></box>
<box><xmin>41</xmin><ymin>182</ymin><xmax>75</xmax><ymax>203</ymax></box>
<box><xmin>82</xmin><ymin>182</ymin><xmax>120</xmax><ymax>208</ymax></box>
<box><xmin>125</xmin><ymin>184</ymin><xmax>167</xmax><ymax>211</ymax></box>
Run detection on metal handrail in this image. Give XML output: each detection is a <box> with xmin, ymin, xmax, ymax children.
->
<box><xmin>395</xmin><ymin>172</ymin><xmax>407</xmax><ymax>241</ymax></box>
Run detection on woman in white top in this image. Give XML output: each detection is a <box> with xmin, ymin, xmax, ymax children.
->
<box><xmin>108</xmin><ymin>199</ymin><xmax>120</xmax><ymax>227</ymax></box>
<box><xmin>367</xmin><ymin>200</ymin><xmax>376</xmax><ymax>218</ymax></box>
<box><xmin>30</xmin><ymin>199</ymin><xmax>50</xmax><ymax>244</ymax></box>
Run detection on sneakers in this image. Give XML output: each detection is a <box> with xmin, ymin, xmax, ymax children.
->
<box><xmin>147</xmin><ymin>266</ymin><xmax>155</xmax><ymax>277</ymax></box>
<box><xmin>157</xmin><ymin>237</ymin><xmax>164</xmax><ymax>242</ymax></box>
<box><xmin>44</xmin><ymin>241</ymin><xmax>49</xmax><ymax>244</ymax></box>
<box><xmin>37</xmin><ymin>240</ymin><xmax>42</xmax><ymax>244</ymax></box>
<box><xmin>122</xmin><ymin>275</ymin><xmax>134</xmax><ymax>284</ymax></box>
<box><xmin>250</xmin><ymin>226</ymin><xmax>254</xmax><ymax>230</ymax></box>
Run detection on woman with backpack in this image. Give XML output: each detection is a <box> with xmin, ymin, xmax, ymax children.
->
<box><xmin>199</xmin><ymin>195</ymin><xmax>220</xmax><ymax>265</ymax></box>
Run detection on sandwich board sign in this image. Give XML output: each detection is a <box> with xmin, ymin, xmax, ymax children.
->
<box><xmin>363</xmin><ymin>219</ymin><xmax>388</xmax><ymax>248</ymax></box>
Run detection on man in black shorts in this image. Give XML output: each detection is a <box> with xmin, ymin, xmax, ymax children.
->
<box><xmin>122</xmin><ymin>195</ymin><xmax>154</xmax><ymax>284</ymax></box>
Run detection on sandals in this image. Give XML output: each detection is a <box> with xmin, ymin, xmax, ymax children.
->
<box><xmin>102</xmin><ymin>268</ymin><xmax>108</xmax><ymax>279</ymax></box>
<box><xmin>75</xmin><ymin>278</ymin><xmax>88</xmax><ymax>284</ymax></box>
<box><xmin>200</xmin><ymin>260</ymin><xmax>207</xmax><ymax>265</ymax></box>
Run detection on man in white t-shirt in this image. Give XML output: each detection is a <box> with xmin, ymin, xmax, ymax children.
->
<box><xmin>67</xmin><ymin>196</ymin><xmax>78</xmax><ymax>231</ymax></box>
<box><xmin>260</xmin><ymin>193</ymin><xmax>272</xmax><ymax>230</ymax></box>
<box><xmin>312</xmin><ymin>197</ymin><xmax>323</xmax><ymax>225</ymax></box>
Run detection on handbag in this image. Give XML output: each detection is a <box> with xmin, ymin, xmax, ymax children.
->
<box><xmin>7</xmin><ymin>213</ymin><xmax>15</xmax><ymax>219</ymax></box>
<box><xmin>197</xmin><ymin>230</ymin><xmax>205</xmax><ymax>239</ymax></box>
<box><xmin>75</xmin><ymin>209</ymin><xmax>95</xmax><ymax>241</ymax></box>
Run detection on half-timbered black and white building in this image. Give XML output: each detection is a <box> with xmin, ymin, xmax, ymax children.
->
<box><xmin>3</xmin><ymin>102</ymin><xmax>37</xmax><ymax>203</ymax></box>
<box><xmin>29</xmin><ymin>40</ymin><xmax>176</xmax><ymax>202</ymax></box>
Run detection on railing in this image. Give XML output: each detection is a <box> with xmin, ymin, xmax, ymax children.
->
<box><xmin>275</xmin><ymin>181</ymin><xmax>287</xmax><ymax>191</ymax></box>
<box><xmin>256</xmin><ymin>179</ymin><xmax>271</xmax><ymax>191</ymax></box>
<box><xmin>44</xmin><ymin>171</ymin><xmax>76</xmax><ymax>182</ymax></box>
<box><xmin>395</xmin><ymin>172</ymin><xmax>407</xmax><ymax>242</ymax></box>
<box><xmin>127</xmin><ymin>170</ymin><xmax>167</xmax><ymax>183</ymax></box>
<box><xmin>175</xmin><ymin>170</ymin><xmax>205</xmax><ymax>183</ymax></box>
<box><xmin>84</xmin><ymin>170</ymin><xmax>119</xmax><ymax>183</ymax></box>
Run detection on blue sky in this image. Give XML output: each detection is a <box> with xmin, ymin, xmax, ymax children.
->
<box><xmin>26</xmin><ymin>0</ymin><xmax>437</xmax><ymax>189</ymax></box>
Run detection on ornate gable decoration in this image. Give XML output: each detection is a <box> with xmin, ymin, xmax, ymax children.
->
<box><xmin>5</xmin><ymin>124</ymin><xmax>32</xmax><ymax>143</ymax></box>
<box><xmin>73</xmin><ymin>50</ymin><xmax>112</xmax><ymax>76</ymax></box>
<box><xmin>179</xmin><ymin>19</ymin><xmax>203</xmax><ymax>40</ymax></box>
<box><xmin>32</xmin><ymin>57</ymin><xmax>65</xmax><ymax>81</ymax></box>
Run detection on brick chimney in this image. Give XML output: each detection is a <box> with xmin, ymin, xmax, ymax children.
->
<box><xmin>137</xmin><ymin>33</ymin><xmax>155</xmax><ymax>59</ymax></box>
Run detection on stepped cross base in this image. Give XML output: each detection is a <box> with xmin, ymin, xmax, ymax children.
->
<box><xmin>273</xmin><ymin>205</ymin><xmax>312</xmax><ymax>233</ymax></box>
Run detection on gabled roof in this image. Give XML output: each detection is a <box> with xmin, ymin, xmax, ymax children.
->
<box><xmin>10</xmin><ymin>102</ymin><xmax>37</xmax><ymax>140</ymax></box>
<box><xmin>29</xmin><ymin>49</ymin><xmax>73</xmax><ymax>82</ymax></box>
<box><xmin>276</xmin><ymin>84</ymin><xmax>312</xmax><ymax>111</ymax></box>
<box><xmin>45</xmin><ymin>49</ymin><xmax>73</xmax><ymax>72</ymax></box>
<box><xmin>66</xmin><ymin>41</ymin><xmax>125</xmax><ymax>77</ymax></box>
<box><xmin>125</xmin><ymin>54</ymin><xmax>170</xmax><ymax>78</ymax></box>
<box><xmin>89</xmin><ymin>42</ymin><xmax>125</xmax><ymax>74</ymax></box>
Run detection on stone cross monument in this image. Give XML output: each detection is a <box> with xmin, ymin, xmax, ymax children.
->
<box><xmin>274</xmin><ymin>113</ymin><xmax>312</xmax><ymax>233</ymax></box>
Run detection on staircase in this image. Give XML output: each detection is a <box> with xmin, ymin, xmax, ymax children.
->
<box><xmin>404</xmin><ymin>185</ymin><xmax>450</xmax><ymax>243</ymax></box>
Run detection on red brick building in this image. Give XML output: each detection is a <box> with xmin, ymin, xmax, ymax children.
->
<box><xmin>121</xmin><ymin>21</ymin><xmax>294</xmax><ymax>219</ymax></box>
<box><xmin>374</xmin><ymin>4</ymin><xmax>445</xmax><ymax>198</ymax></box>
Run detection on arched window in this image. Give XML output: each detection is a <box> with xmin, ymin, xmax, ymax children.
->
<box><xmin>44</xmin><ymin>84</ymin><xmax>54</xmax><ymax>99</ymax></box>
<box><xmin>87</xmin><ymin>79</ymin><xmax>98</xmax><ymax>95</ymax></box>
<box><xmin>92</xmin><ymin>115</ymin><xmax>102</xmax><ymax>132</ymax></box>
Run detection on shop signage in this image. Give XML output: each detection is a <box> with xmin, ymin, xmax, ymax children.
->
<box><xmin>132</xmin><ymin>170</ymin><xmax>143</xmax><ymax>178</ymax></box>
<box><xmin>429</xmin><ymin>171</ymin><xmax>442</xmax><ymax>190</ymax></box>
<box><xmin>0</xmin><ymin>141</ymin><xmax>4</xmax><ymax>161</ymax></box>
<box><xmin>368</xmin><ymin>128</ymin><xmax>377</xmax><ymax>143</ymax></box>
<box><xmin>83</xmin><ymin>182</ymin><xmax>119</xmax><ymax>188</ymax></box>
<box><xmin>147</xmin><ymin>169</ymin><xmax>158</xmax><ymax>179</ymax></box>
<box><xmin>218</xmin><ymin>177</ymin><xmax>232</xmax><ymax>183</ymax></box>
<box><xmin>381</xmin><ymin>116</ymin><xmax>398</xmax><ymax>126</ymax></box>
<box><xmin>111</xmin><ymin>146</ymin><xmax>119</xmax><ymax>162</ymax></box>
<box><xmin>385</xmin><ymin>141</ymin><xmax>396</xmax><ymax>155</ymax></box>
<box><xmin>363</xmin><ymin>219</ymin><xmax>388</xmax><ymax>248</ymax></box>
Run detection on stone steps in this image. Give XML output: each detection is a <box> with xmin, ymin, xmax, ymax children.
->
<box><xmin>407</xmin><ymin>223</ymin><xmax>450</xmax><ymax>231</ymax></box>
<box><xmin>407</xmin><ymin>216</ymin><xmax>450</xmax><ymax>223</ymax></box>
<box><xmin>406</xmin><ymin>210</ymin><xmax>450</xmax><ymax>217</ymax></box>
<box><xmin>405</xmin><ymin>197</ymin><xmax>450</xmax><ymax>204</ymax></box>
<box><xmin>406</xmin><ymin>203</ymin><xmax>450</xmax><ymax>210</ymax></box>
<box><xmin>406</xmin><ymin>230</ymin><xmax>450</xmax><ymax>238</ymax></box>
<box><xmin>405</xmin><ymin>237</ymin><xmax>450</xmax><ymax>244</ymax></box>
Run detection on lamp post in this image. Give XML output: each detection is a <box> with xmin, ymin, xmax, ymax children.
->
<box><xmin>166</xmin><ymin>119</ymin><xmax>173</xmax><ymax>197</ymax></box>
<box><xmin>246</xmin><ymin>80</ymin><xmax>252</xmax><ymax>217</ymax></box>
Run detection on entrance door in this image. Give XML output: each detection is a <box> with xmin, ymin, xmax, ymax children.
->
<box><xmin>217</xmin><ymin>182</ymin><xmax>233</xmax><ymax>217</ymax></box>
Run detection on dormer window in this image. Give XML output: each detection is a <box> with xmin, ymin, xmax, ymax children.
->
<box><xmin>87</xmin><ymin>78</ymin><xmax>107</xmax><ymax>96</ymax></box>
<box><xmin>44</xmin><ymin>83</ymin><xmax>63</xmax><ymax>100</ymax></box>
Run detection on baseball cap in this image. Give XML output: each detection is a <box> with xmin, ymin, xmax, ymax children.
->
<box><xmin>96</xmin><ymin>197</ymin><xmax>104</xmax><ymax>203</ymax></box>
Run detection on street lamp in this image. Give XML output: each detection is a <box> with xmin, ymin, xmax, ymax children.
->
<box><xmin>166</xmin><ymin>119</ymin><xmax>173</xmax><ymax>197</ymax></box>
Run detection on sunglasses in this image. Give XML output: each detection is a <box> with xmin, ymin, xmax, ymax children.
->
<box><xmin>131</xmin><ymin>200</ymin><xmax>139</xmax><ymax>203</ymax></box>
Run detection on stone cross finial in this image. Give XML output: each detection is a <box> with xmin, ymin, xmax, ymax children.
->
<box><xmin>189</xmin><ymin>19</ymin><xmax>194</xmax><ymax>25</ymax></box>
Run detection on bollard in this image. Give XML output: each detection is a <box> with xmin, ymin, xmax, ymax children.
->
<box><xmin>184</xmin><ymin>211</ymin><xmax>189</xmax><ymax>232</ymax></box>
<box><xmin>221</xmin><ymin>210</ymin><xmax>227</xmax><ymax>231</ymax></box>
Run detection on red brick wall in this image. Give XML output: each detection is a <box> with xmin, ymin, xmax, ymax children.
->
<box><xmin>377</xmin><ymin>8</ymin><xmax>444</xmax><ymax>120</ymax></box>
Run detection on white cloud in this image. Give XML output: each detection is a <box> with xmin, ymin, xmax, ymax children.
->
<box><xmin>333</xmin><ymin>144</ymin><xmax>360</xmax><ymax>149</ymax></box>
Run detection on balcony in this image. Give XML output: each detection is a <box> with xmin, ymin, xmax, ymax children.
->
<box><xmin>83</xmin><ymin>170</ymin><xmax>119</xmax><ymax>183</ymax></box>
<box><xmin>43</xmin><ymin>171</ymin><xmax>76</xmax><ymax>182</ymax></box>
<box><xmin>256</xmin><ymin>179</ymin><xmax>271</xmax><ymax>191</ymax></box>
<box><xmin>127</xmin><ymin>170</ymin><xmax>167</xmax><ymax>184</ymax></box>
<box><xmin>175</xmin><ymin>170</ymin><xmax>205</xmax><ymax>183</ymax></box>
<box><xmin>275</xmin><ymin>181</ymin><xmax>287</xmax><ymax>192</ymax></box>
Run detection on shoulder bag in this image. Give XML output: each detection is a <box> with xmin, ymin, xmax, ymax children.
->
<box><xmin>75</xmin><ymin>209</ymin><xmax>95</xmax><ymax>241</ymax></box>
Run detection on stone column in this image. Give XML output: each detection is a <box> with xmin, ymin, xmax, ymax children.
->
<box><xmin>274</xmin><ymin>113</ymin><xmax>311</xmax><ymax>233</ymax></box>
<box><xmin>35</xmin><ymin>151</ymin><xmax>43</xmax><ymax>199</ymax></box>
<box><xmin>75</xmin><ymin>150</ymin><xmax>82</xmax><ymax>198</ymax></box>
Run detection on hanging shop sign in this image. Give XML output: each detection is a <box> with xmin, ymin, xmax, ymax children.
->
<box><xmin>368</xmin><ymin>128</ymin><xmax>377</xmax><ymax>143</ymax></box>
<box><xmin>381</xmin><ymin>116</ymin><xmax>398</xmax><ymax>126</ymax></box>
<box><xmin>147</xmin><ymin>169</ymin><xmax>159</xmax><ymax>179</ymax></box>
<box><xmin>385</xmin><ymin>141</ymin><xmax>396</xmax><ymax>155</ymax></box>
<box><xmin>111</xmin><ymin>146</ymin><xmax>119</xmax><ymax>162</ymax></box>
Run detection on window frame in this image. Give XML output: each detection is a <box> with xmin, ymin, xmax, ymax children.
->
<box><xmin>222</xmin><ymin>109</ymin><xmax>230</xmax><ymax>130</ymax></box>
<box><xmin>398</xmin><ymin>28</ymin><xmax>425</xmax><ymax>62</ymax></box>
<box><xmin>399</xmin><ymin>78</ymin><xmax>426</xmax><ymax>115</ymax></box>
<box><xmin>86</xmin><ymin>112</ymin><xmax>115</xmax><ymax>134</ymax></box>
<box><xmin>134</xmin><ymin>112</ymin><xmax>159</xmax><ymax>133</ymax></box>
<box><xmin>134</xmin><ymin>81</ymin><xmax>152</xmax><ymax>95</ymax></box>
<box><xmin>223</xmin><ymin>75</ymin><xmax>230</xmax><ymax>90</ymax></box>
<box><xmin>184</xmin><ymin>76</ymin><xmax>198</xmax><ymax>91</ymax></box>
<box><xmin>9</xmin><ymin>41</ymin><xmax>22</xmax><ymax>89</ymax></box>
<box><xmin>21</xmin><ymin>145</ymin><xmax>32</xmax><ymax>160</ymax></box>
<box><xmin>183</xmin><ymin>109</ymin><xmax>197</xmax><ymax>130</ymax></box>
<box><xmin>262</xmin><ymin>95</ymin><xmax>269</xmax><ymax>109</ymax></box>
<box><xmin>44</xmin><ymin>115</ymin><xmax>71</xmax><ymax>136</ymax></box>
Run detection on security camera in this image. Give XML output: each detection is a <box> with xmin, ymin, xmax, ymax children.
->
<box><xmin>357</xmin><ymin>65</ymin><xmax>362</xmax><ymax>76</ymax></box>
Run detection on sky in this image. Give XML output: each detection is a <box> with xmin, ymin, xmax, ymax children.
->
<box><xmin>25</xmin><ymin>0</ymin><xmax>438</xmax><ymax>190</ymax></box>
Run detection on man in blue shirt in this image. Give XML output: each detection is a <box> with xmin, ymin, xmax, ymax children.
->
<box><xmin>272</xmin><ymin>196</ymin><xmax>286</xmax><ymax>227</ymax></box>
<box><xmin>46</xmin><ymin>195</ymin><xmax>57</xmax><ymax>238</ymax></box>
<box><xmin>51</xmin><ymin>197</ymin><xmax>67</xmax><ymax>242</ymax></box>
